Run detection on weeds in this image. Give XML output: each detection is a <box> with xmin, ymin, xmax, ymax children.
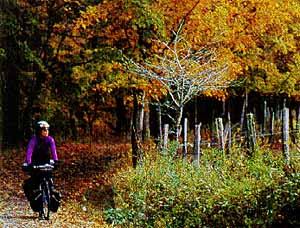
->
<box><xmin>104</xmin><ymin>145</ymin><xmax>300</xmax><ymax>227</ymax></box>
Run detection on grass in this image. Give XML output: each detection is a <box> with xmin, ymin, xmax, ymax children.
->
<box><xmin>104</xmin><ymin>144</ymin><xmax>300</xmax><ymax>227</ymax></box>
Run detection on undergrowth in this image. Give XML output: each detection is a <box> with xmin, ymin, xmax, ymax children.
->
<box><xmin>104</xmin><ymin>143</ymin><xmax>300</xmax><ymax>227</ymax></box>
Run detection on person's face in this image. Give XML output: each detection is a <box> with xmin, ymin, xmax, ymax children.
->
<box><xmin>41</xmin><ymin>127</ymin><xmax>49</xmax><ymax>138</ymax></box>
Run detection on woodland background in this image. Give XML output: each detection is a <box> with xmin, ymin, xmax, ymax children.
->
<box><xmin>1</xmin><ymin>0</ymin><xmax>300</xmax><ymax>227</ymax></box>
<box><xmin>1</xmin><ymin>0</ymin><xmax>300</xmax><ymax>148</ymax></box>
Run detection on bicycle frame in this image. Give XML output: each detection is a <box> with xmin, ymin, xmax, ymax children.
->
<box><xmin>39</xmin><ymin>176</ymin><xmax>51</xmax><ymax>219</ymax></box>
<box><xmin>22</xmin><ymin>160</ymin><xmax>59</xmax><ymax>220</ymax></box>
<box><xmin>33</xmin><ymin>163</ymin><xmax>54</xmax><ymax>220</ymax></box>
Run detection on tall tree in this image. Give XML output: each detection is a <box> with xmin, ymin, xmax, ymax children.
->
<box><xmin>127</xmin><ymin>26</ymin><xmax>233</xmax><ymax>138</ymax></box>
<box><xmin>155</xmin><ymin>0</ymin><xmax>300</xmax><ymax>100</ymax></box>
<box><xmin>5</xmin><ymin>0</ymin><xmax>300</xmax><ymax>144</ymax></box>
<box><xmin>0</xmin><ymin>0</ymin><xmax>21</xmax><ymax>147</ymax></box>
<box><xmin>12</xmin><ymin>0</ymin><xmax>165</xmax><ymax>140</ymax></box>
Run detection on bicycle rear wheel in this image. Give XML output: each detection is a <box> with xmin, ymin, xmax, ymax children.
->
<box><xmin>42</xmin><ymin>181</ymin><xmax>51</xmax><ymax>220</ymax></box>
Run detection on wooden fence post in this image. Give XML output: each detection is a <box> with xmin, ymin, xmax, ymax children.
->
<box><xmin>227</xmin><ymin>112</ymin><xmax>232</xmax><ymax>154</ymax></box>
<box><xmin>262</xmin><ymin>100</ymin><xmax>267</xmax><ymax>142</ymax></box>
<box><xmin>276</xmin><ymin>102</ymin><xmax>281</xmax><ymax>120</ymax></box>
<box><xmin>157</xmin><ymin>105</ymin><xmax>163</xmax><ymax>143</ymax></box>
<box><xmin>183</xmin><ymin>118</ymin><xmax>188</xmax><ymax>158</ymax></box>
<box><xmin>143</xmin><ymin>100</ymin><xmax>150</xmax><ymax>141</ymax></box>
<box><xmin>246</xmin><ymin>113</ymin><xmax>257</xmax><ymax>153</ymax></box>
<box><xmin>131</xmin><ymin>93</ymin><xmax>139</xmax><ymax>168</ymax></box>
<box><xmin>163</xmin><ymin>124</ymin><xmax>169</xmax><ymax>154</ymax></box>
<box><xmin>270</xmin><ymin>111</ymin><xmax>275</xmax><ymax>144</ymax></box>
<box><xmin>193</xmin><ymin>123</ymin><xmax>202</xmax><ymax>167</ymax></box>
<box><xmin>296</xmin><ymin>105</ymin><xmax>300</xmax><ymax>144</ymax></box>
<box><xmin>240</xmin><ymin>92</ymin><xmax>248</xmax><ymax>133</ymax></box>
<box><xmin>282</xmin><ymin>107</ymin><xmax>290</xmax><ymax>165</ymax></box>
<box><xmin>216</xmin><ymin>117</ymin><xmax>225</xmax><ymax>153</ymax></box>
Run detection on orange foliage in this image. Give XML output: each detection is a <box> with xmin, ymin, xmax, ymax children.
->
<box><xmin>152</xmin><ymin>0</ymin><xmax>300</xmax><ymax>98</ymax></box>
<box><xmin>15</xmin><ymin>0</ymin><xmax>300</xmax><ymax>122</ymax></box>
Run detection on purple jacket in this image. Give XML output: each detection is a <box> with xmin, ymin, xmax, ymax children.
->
<box><xmin>26</xmin><ymin>135</ymin><xmax>58</xmax><ymax>165</ymax></box>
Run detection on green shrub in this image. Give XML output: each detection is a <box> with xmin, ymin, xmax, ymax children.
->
<box><xmin>104</xmin><ymin>145</ymin><xmax>300</xmax><ymax>227</ymax></box>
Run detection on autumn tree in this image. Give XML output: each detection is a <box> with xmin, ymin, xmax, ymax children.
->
<box><xmin>150</xmin><ymin>0</ymin><xmax>300</xmax><ymax>136</ymax></box>
<box><xmin>8</xmin><ymin>0</ymin><xmax>165</xmax><ymax>141</ymax></box>
<box><xmin>155</xmin><ymin>0</ymin><xmax>300</xmax><ymax>99</ymax></box>
<box><xmin>4</xmin><ymin>0</ymin><xmax>300</xmax><ymax>146</ymax></box>
<box><xmin>127</xmin><ymin>25</ymin><xmax>233</xmax><ymax>139</ymax></box>
<box><xmin>0</xmin><ymin>0</ymin><xmax>22</xmax><ymax>147</ymax></box>
<box><xmin>55</xmin><ymin>0</ymin><xmax>165</xmax><ymax>138</ymax></box>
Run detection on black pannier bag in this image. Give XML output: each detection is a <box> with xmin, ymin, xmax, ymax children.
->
<box><xmin>50</xmin><ymin>190</ymin><xmax>61</xmax><ymax>212</ymax></box>
<box><xmin>23</xmin><ymin>178</ymin><xmax>42</xmax><ymax>212</ymax></box>
<box><xmin>23</xmin><ymin>178</ymin><xmax>38</xmax><ymax>200</ymax></box>
<box><xmin>30</xmin><ymin>190</ymin><xmax>43</xmax><ymax>212</ymax></box>
<box><xmin>23</xmin><ymin>177</ymin><xmax>61</xmax><ymax>213</ymax></box>
<box><xmin>23</xmin><ymin>178</ymin><xmax>32</xmax><ymax>201</ymax></box>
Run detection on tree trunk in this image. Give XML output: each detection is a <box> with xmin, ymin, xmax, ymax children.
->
<box><xmin>0</xmin><ymin>9</ymin><xmax>5</xmax><ymax>148</ymax></box>
<box><xmin>296</xmin><ymin>103</ymin><xmax>300</xmax><ymax>144</ymax></box>
<box><xmin>216</xmin><ymin>117</ymin><xmax>225</xmax><ymax>153</ymax></box>
<box><xmin>183</xmin><ymin>118</ymin><xmax>188</xmax><ymax>157</ymax></box>
<box><xmin>262</xmin><ymin>100</ymin><xmax>267</xmax><ymax>142</ymax></box>
<box><xmin>0</xmin><ymin>4</ymin><xmax>5</xmax><ymax>150</ymax></box>
<box><xmin>0</xmin><ymin>72</ymin><xmax>3</xmax><ymax>150</ymax></box>
<box><xmin>143</xmin><ymin>100</ymin><xmax>150</xmax><ymax>140</ymax></box>
<box><xmin>1</xmin><ymin>0</ymin><xmax>21</xmax><ymax>148</ymax></box>
<box><xmin>227</xmin><ymin>112</ymin><xmax>232</xmax><ymax>154</ymax></box>
<box><xmin>240</xmin><ymin>91</ymin><xmax>248</xmax><ymax>132</ymax></box>
<box><xmin>175</xmin><ymin>105</ymin><xmax>184</xmax><ymax>141</ymax></box>
<box><xmin>157</xmin><ymin>104</ymin><xmax>162</xmax><ymax>143</ymax></box>
<box><xmin>282</xmin><ymin>107</ymin><xmax>290</xmax><ymax>165</ymax></box>
<box><xmin>246</xmin><ymin>113</ymin><xmax>256</xmax><ymax>154</ymax></box>
<box><xmin>194</xmin><ymin>97</ymin><xmax>198</xmax><ymax>125</ymax></box>
<box><xmin>3</xmin><ymin>66</ymin><xmax>20</xmax><ymax>148</ymax></box>
<box><xmin>3</xmin><ymin>36</ymin><xmax>21</xmax><ymax>148</ymax></box>
<box><xmin>137</xmin><ymin>92</ymin><xmax>145</xmax><ymax>142</ymax></box>
<box><xmin>116</xmin><ymin>95</ymin><xmax>130</xmax><ymax>136</ymax></box>
<box><xmin>131</xmin><ymin>93</ymin><xmax>142</xmax><ymax>168</ymax></box>
<box><xmin>269</xmin><ymin>110</ymin><xmax>275</xmax><ymax>144</ymax></box>
<box><xmin>69</xmin><ymin>111</ymin><xmax>78</xmax><ymax>141</ymax></box>
<box><xmin>193</xmin><ymin>123</ymin><xmax>201</xmax><ymax>167</ymax></box>
<box><xmin>289</xmin><ymin>108</ymin><xmax>296</xmax><ymax>144</ymax></box>
<box><xmin>163</xmin><ymin>124</ymin><xmax>169</xmax><ymax>154</ymax></box>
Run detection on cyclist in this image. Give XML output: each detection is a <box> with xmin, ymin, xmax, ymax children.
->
<box><xmin>25</xmin><ymin>120</ymin><xmax>58</xmax><ymax>165</ymax></box>
<box><xmin>23</xmin><ymin>120</ymin><xmax>59</xmax><ymax>219</ymax></box>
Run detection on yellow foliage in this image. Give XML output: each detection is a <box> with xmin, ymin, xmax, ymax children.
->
<box><xmin>152</xmin><ymin>0</ymin><xmax>300</xmax><ymax>98</ymax></box>
<box><xmin>18</xmin><ymin>0</ymin><xmax>300</xmax><ymax>104</ymax></box>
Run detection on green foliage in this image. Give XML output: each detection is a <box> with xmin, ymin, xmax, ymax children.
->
<box><xmin>125</xmin><ymin>0</ymin><xmax>164</xmax><ymax>32</ymax></box>
<box><xmin>104</xmin><ymin>146</ymin><xmax>300</xmax><ymax>227</ymax></box>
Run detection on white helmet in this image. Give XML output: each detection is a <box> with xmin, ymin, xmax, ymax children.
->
<box><xmin>36</xmin><ymin>120</ymin><xmax>50</xmax><ymax>132</ymax></box>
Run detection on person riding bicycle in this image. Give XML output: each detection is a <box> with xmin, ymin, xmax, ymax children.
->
<box><xmin>25</xmin><ymin>120</ymin><xmax>58</xmax><ymax>166</ymax></box>
<box><xmin>23</xmin><ymin>120</ymin><xmax>60</xmax><ymax>219</ymax></box>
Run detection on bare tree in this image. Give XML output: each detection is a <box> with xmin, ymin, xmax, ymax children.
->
<box><xmin>126</xmin><ymin>27</ymin><xmax>234</xmax><ymax>139</ymax></box>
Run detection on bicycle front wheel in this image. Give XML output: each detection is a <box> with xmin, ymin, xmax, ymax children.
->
<box><xmin>42</xmin><ymin>181</ymin><xmax>51</xmax><ymax>220</ymax></box>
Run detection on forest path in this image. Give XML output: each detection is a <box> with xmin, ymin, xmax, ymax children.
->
<box><xmin>0</xmin><ymin>142</ymin><xmax>130</xmax><ymax>227</ymax></box>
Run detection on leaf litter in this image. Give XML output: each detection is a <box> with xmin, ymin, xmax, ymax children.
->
<box><xmin>0</xmin><ymin>142</ymin><xmax>130</xmax><ymax>227</ymax></box>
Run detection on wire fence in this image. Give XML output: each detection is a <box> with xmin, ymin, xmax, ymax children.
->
<box><xmin>161</xmin><ymin>110</ymin><xmax>300</xmax><ymax>165</ymax></box>
<box><xmin>163</xmin><ymin>127</ymin><xmax>300</xmax><ymax>148</ymax></box>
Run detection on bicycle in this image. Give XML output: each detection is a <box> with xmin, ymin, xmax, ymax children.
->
<box><xmin>22</xmin><ymin>160</ymin><xmax>57</xmax><ymax>220</ymax></box>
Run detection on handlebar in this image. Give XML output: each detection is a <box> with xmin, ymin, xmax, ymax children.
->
<box><xmin>33</xmin><ymin>163</ymin><xmax>54</xmax><ymax>171</ymax></box>
<box><xmin>22</xmin><ymin>160</ymin><xmax>57</xmax><ymax>172</ymax></box>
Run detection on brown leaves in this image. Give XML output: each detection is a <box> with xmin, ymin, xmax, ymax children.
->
<box><xmin>0</xmin><ymin>142</ymin><xmax>130</xmax><ymax>227</ymax></box>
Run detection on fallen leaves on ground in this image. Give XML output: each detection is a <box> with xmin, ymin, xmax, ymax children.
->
<box><xmin>0</xmin><ymin>141</ymin><xmax>131</xmax><ymax>227</ymax></box>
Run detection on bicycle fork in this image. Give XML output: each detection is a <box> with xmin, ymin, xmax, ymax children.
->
<box><xmin>38</xmin><ymin>178</ymin><xmax>51</xmax><ymax>220</ymax></box>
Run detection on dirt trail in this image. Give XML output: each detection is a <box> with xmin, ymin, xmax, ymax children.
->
<box><xmin>0</xmin><ymin>144</ymin><xmax>130</xmax><ymax>227</ymax></box>
<box><xmin>0</xmin><ymin>187</ymin><xmax>108</xmax><ymax>228</ymax></box>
